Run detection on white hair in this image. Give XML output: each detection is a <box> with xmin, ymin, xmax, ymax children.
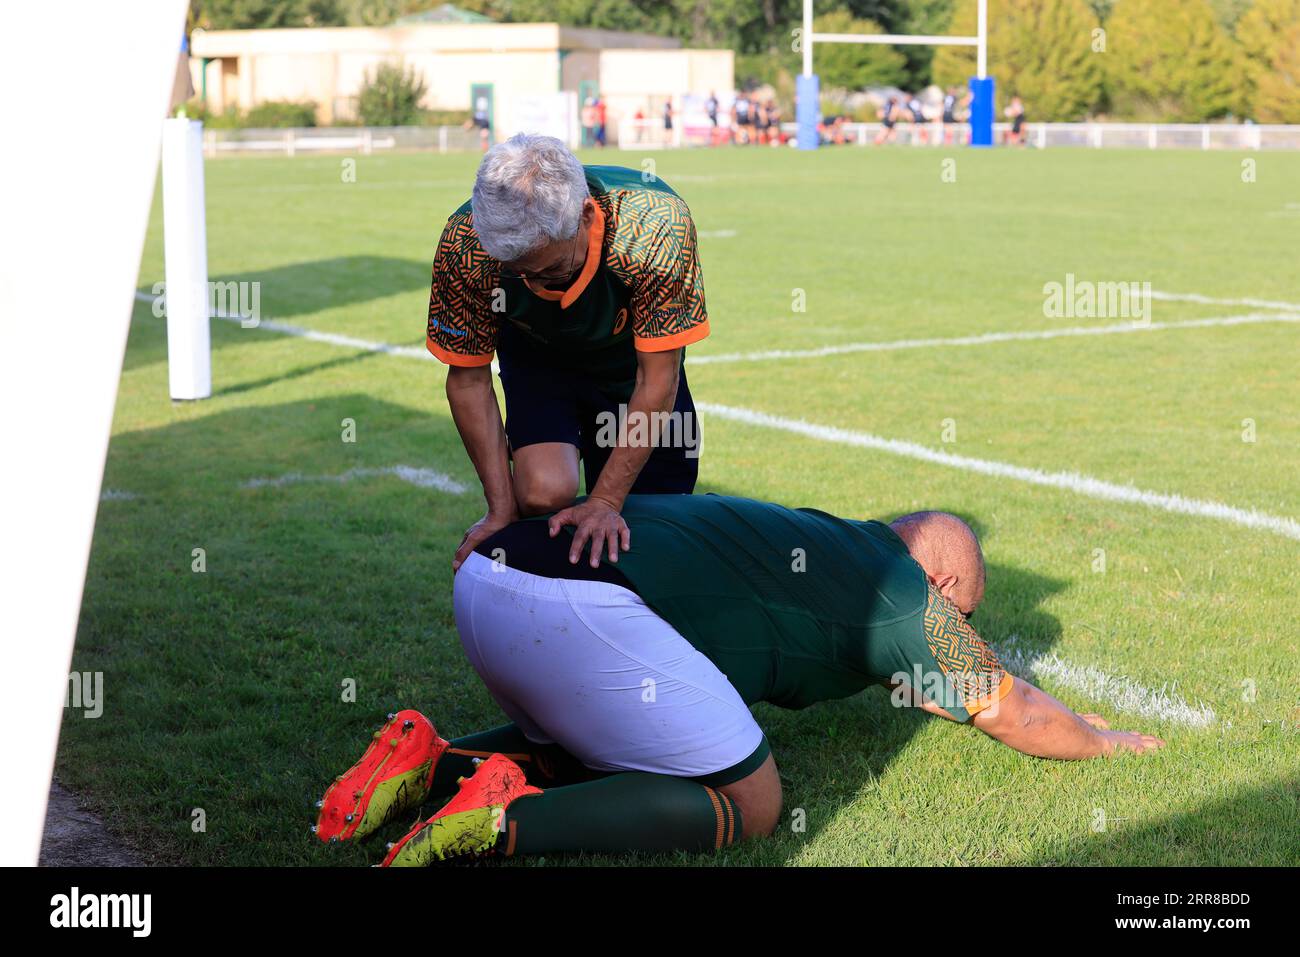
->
<box><xmin>470</xmin><ymin>133</ymin><xmax>589</xmax><ymax>262</ymax></box>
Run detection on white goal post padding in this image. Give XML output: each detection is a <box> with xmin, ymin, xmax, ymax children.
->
<box><xmin>0</xmin><ymin>0</ymin><xmax>189</xmax><ymax>865</ymax></box>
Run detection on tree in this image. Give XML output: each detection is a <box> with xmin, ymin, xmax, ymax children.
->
<box><xmin>932</xmin><ymin>0</ymin><xmax>1104</xmax><ymax>120</ymax></box>
<box><xmin>356</xmin><ymin>60</ymin><xmax>428</xmax><ymax>126</ymax></box>
<box><xmin>811</xmin><ymin>10</ymin><xmax>908</xmax><ymax>90</ymax></box>
<box><xmin>1237</xmin><ymin>0</ymin><xmax>1300</xmax><ymax>120</ymax></box>
<box><xmin>191</xmin><ymin>0</ymin><xmax>343</xmax><ymax>30</ymax></box>
<box><xmin>1254</xmin><ymin>22</ymin><xmax>1300</xmax><ymax>122</ymax></box>
<box><xmin>1102</xmin><ymin>0</ymin><xmax>1237</xmax><ymax>121</ymax></box>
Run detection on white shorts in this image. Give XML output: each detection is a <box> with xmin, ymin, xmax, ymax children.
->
<box><xmin>453</xmin><ymin>551</ymin><xmax>765</xmax><ymax>779</ymax></box>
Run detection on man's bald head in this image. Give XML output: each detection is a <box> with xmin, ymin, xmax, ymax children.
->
<box><xmin>889</xmin><ymin>511</ymin><xmax>985</xmax><ymax>614</ymax></box>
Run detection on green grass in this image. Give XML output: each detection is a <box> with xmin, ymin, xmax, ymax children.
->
<box><xmin>60</xmin><ymin>145</ymin><xmax>1300</xmax><ymax>866</ymax></box>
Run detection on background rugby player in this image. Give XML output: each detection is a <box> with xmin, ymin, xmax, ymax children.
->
<box><xmin>426</xmin><ymin>134</ymin><xmax>710</xmax><ymax>571</ymax></box>
<box><xmin>315</xmin><ymin>496</ymin><xmax>1164</xmax><ymax>865</ymax></box>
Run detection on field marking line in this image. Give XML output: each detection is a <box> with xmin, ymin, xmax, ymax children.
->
<box><xmin>131</xmin><ymin>289</ymin><xmax>1297</xmax><ymax>541</ymax></box>
<box><xmin>133</xmin><ymin>291</ymin><xmax>432</xmax><ymax>360</ymax></box>
<box><xmin>241</xmin><ymin>465</ymin><xmax>469</xmax><ymax>494</ymax></box>
<box><xmin>101</xmin><ymin>465</ymin><xmax>470</xmax><ymax>501</ymax></box>
<box><xmin>688</xmin><ymin>312</ymin><xmax>1300</xmax><ymax>365</ymax></box>
<box><xmin>1149</xmin><ymin>289</ymin><xmax>1300</xmax><ymax>312</ymax></box>
<box><xmin>995</xmin><ymin>637</ymin><xmax>1216</xmax><ymax>728</ymax></box>
<box><xmin>696</xmin><ymin>402</ymin><xmax>1300</xmax><ymax>542</ymax></box>
<box><xmin>134</xmin><ymin>292</ymin><xmax>1299</xmax><ymax>370</ymax></box>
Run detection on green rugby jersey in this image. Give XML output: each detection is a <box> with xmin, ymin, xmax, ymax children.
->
<box><xmin>426</xmin><ymin>165</ymin><xmax>709</xmax><ymax>402</ymax></box>
<box><xmin>611</xmin><ymin>495</ymin><xmax>1010</xmax><ymax>721</ymax></box>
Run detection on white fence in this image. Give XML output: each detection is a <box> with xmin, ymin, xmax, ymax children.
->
<box><xmin>618</xmin><ymin>118</ymin><xmax>1300</xmax><ymax>151</ymax></box>
<box><xmin>202</xmin><ymin>125</ymin><xmax>481</xmax><ymax>156</ymax></box>
<box><xmin>203</xmin><ymin>121</ymin><xmax>1300</xmax><ymax>156</ymax></box>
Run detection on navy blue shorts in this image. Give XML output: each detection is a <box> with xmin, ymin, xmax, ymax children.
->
<box><xmin>498</xmin><ymin>359</ymin><xmax>700</xmax><ymax>496</ymax></box>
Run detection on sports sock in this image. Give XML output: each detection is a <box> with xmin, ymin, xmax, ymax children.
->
<box><xmin>430</xmin><ymin>724</ymin><xmax>607</xmax><ymax>796</ymax></box>
<box><xmin>499</xmin><ymin>772</ymin><xmax>741</xmax><ymax>856</ymax></box>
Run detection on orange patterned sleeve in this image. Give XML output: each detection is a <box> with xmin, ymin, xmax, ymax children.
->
<box><xmin>426</xmin><ymin>209</ymin><xmax>499</xmax><ymax>367</ymax></box>
<box><xmin>627</xmin><ymin>195</ymin><xmax>710</xmax><ymax>353</ymax></box>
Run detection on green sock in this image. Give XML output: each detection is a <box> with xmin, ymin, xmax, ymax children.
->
<box><xmin>500</xmin><ymin>772</ymin><xmax>742</xmax><ymax>856</ymax></box>
<box><xmin>429</xmin><ymin>724</ymin><xmax>608</xmax><ymax>797</ymax></box>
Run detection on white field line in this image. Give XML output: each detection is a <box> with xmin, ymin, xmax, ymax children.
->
<box><xmin>133</xmin><ymin>291</ymin><xmax>432</xmax><ymax>360</ymax></box>
<box><xmin>100</xmin><ymin>466</ymin><xmax>470</xmax><ymax>501</ymax></box>
<box><xmin>689</xmin><ymin>312</ymin><xmax>1300</xmax><ymax>365</ymax></box>
<box><xmin>131</xmin><ymin>288</ymin><xmax>1297</xmax><ymax>540</ymax></box>
<box><xmin>1149</xmin><ymin>289</ymin><xmax>1300</xmax><ymax>312</ymax></box>
<box><xmin>241</xmin><ymin>465</ymin><xmax>468</xmax><ymax>494</ymax></box>
<box><xmin>697</xmin><ymin>402</ymin><xmax>1300</xmax><ymax>542</ymax></box>
<box><xmin>995</xmin><ymin>637</ymin><xmax>1216</xmax><ymax>728</ymax></box>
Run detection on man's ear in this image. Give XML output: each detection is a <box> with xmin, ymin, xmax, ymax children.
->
<box><xmin>580</xmin><ymin>197</ymin><xmax>596</xmax><ymax>227</ymax></box>
<box><xmin>932</xmin><ymin>572</ymin><xmax>958</xmax><ymax>596</ymax></box>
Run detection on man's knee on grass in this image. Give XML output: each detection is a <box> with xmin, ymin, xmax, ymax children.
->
<box><xmin>719</xmin><ymin>754</ymin><xmax>782</xmax><ymax>840</ymax></box>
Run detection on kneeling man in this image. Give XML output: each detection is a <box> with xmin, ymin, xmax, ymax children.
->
<box><xmin>314</xmin><ymin>495</ymin><xmax>1163</xmax><ymax>865</ymax></box>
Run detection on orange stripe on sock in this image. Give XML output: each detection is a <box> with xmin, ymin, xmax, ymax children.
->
<box><xmin>703</xmin><ymin>786</ymin><xmax>725</xmax><ymax>851</ymax></box>
<box><xmin>718</xmin><ymin>793</ymin><xmax>736</xmax><ymax>846</ymax></box>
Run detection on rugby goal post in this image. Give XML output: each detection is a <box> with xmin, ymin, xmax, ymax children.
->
<box><xmin>797</xmin><ymin>0</ymin><xmax>993</xmax><ymax>149</ymax></box>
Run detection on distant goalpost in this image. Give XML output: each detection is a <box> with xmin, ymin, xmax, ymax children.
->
<box><xmin>797</xmin><ymin>0</ymin><xmax>993</xmax><ymax>148</ymax></box>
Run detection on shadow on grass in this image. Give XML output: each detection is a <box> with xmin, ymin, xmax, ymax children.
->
<box><xmin>62</xmin><ymin>395</ymin><xmax>485</xmax><ymax>867</ymax></box>
<box><xmin>125</xmin><ymin>254</ymin><xmax>431</xmax><ymax>374</ymax></box>
<box><xmin>1027</xmin><ymin>774</ymin><xmax>1300</xmax><ymax>867</ymax></box>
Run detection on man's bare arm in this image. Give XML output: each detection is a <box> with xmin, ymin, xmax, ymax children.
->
<box><xmin>885</xmin><ymin>676</ymin><xmax>1164</xmax><ymax>759</ymax></box>
<box><xmin>972</xmin><ymin>676</ymin><xmax>1164</xmax><ymax>759</ymax></box>
<box><xmin>445</xmin><ymin>364</ymin><xmax>517</xmax><ymax>570</ymax></box>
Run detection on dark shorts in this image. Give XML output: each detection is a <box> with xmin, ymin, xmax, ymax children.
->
<box><xmin>498</xmin><ymin>358</ymin><xmax>700</xmax><ymax>496</ymax></box>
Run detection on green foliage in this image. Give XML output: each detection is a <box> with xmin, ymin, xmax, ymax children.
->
<box><xmin>812</xmin><ymin>10</ymin><xmax>908</xmax><ymax>90</ymax></box>
<box><xmin>933</xmin><ymin>0</ymin><xmax>1104</xmax><ymax>121</ymax></box>
<box><xmin>244</xmin><ymin>99</ymin><xmax>319</xmax><ymax>127</ymax></box>
<box><xmin>356</xmin><ymin>60</ymin><xmax>429</xmax><ymax>126</ymax></box>
<box><xmin>1236</xmin><ymin>0</ymin><xmax>1300</xmax><ymax>120</ymax></box>
<box><xmin>1103</xmin><ymin>0</ymin><xmax>1238</xmax><ymax>121</ymax></box>
<box><xmin>1254</xmin><ymin>22</ymin><xmax>1300</xmax><ymax>122</ymax></box>
<box><xmin>191</xmin><ymin>0</ymin><xmax>343</xmax><ymax>29</ymax></box>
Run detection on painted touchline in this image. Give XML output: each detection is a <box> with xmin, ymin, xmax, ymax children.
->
<box><xmin>132</xmin><ymin>290</ymin><xmax>1297</xmax><ymax>540</ymax></box>
<box><xmin>696</xmin><ymin>402</ymin><xmax>1300</xmax><ymax>543</ymax></box>
<box><xmin>995</xmin><ymin>637</ymin><xmax>1216</xmax><ymax>728</ymax></box>
<box><xmin>241</xmin><ymin>465</ymin><xmax>469</xmax><ymax>494</ymax></box>
<box><xmin>688</xmin><ymin>312</ymin><xmax>1300</xmax><ymax>364</ymax></box>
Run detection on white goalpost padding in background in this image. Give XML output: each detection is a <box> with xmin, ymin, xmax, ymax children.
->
<box><xmin>0</xmin><ymin>0</ymin><xmax>189</xmax><ymax>865</ymax></box>
<box><xmin>162</xmin><ymin>117</ymin><xmax>213</xmax><ymax>400</ymax></box>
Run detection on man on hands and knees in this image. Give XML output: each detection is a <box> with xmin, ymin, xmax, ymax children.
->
<box><xmin>314</xmin><ymin>495</ymin><xmax>1163</xmax><ymax>864</ymax></box>
<box><xmin>428</xmin><ymin>134</ymin><xmax>710</xmax><ymax>572</ymax></box>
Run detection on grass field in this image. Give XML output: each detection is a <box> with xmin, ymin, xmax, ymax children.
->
<box><xmin>60</xmin><ymin>144</ymin><xmax>1299</xmax><ymax>866</ymax></box>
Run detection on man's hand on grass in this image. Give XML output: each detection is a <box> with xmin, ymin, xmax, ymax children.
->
<box><xmin>1079</xmin><ymin>712</ymin><xmax>1165</xmax><ymax>754</ymax></box>
<box><xmin>548</xmin><ymin>496</ymin><xmax>630</xmax><ymax>567</ymax></box>
<box><xmin>1099</xmin><ymin>728</ymin><xmax>1166</xmax><ymax>755</ymax></box>
<box><xmin>454</xmin><ymin>508</ymin><xmax>518</xmax><ymax>572</ymax></box>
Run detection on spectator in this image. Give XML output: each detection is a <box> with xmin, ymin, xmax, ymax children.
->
<box><xmin>1004</xmin><ymin>95</ymin><xmax>1026</xmax><ymax>146</ymax></box>
<box><xmin>580</xmin><ymin>97</ymin><xmax>599</xmax><ymax>148</ymax></box>
<box><xmin>594</xmin><ymin>96</ymin><xmax>607</xmax><ymax>148</ymax></box>
<box><xmin>874</xmin><ymin>96</ymin><xmax>900</xmax><ymax>145</ymax></box>
<box><xmin>908</xmin><ymin>93</ymin><xmax>928</xmax><ymax>145</ymax></box>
